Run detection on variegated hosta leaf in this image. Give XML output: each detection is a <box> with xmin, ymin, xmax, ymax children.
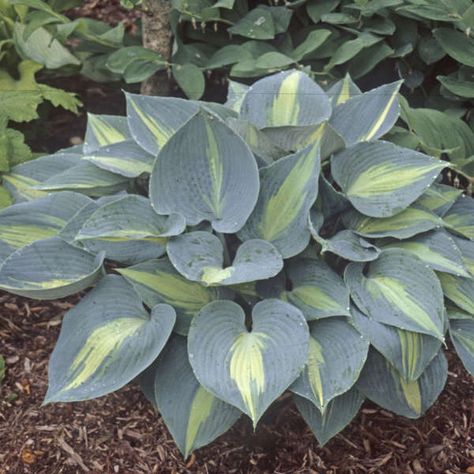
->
<box><xmin>452</xmin><ymin>235</ymin><xmax>474</xmax><ymax>276</ymax></box>
<box><xmin>0</xmin><ymin>237</ymin><xmax>104</xmax><ymax>299</ymax></box>
<box><xmin>345</xmin><ymin>250</ymin><xmax>445</xmax><ymax>340</ymax></box>
<box><xmin>283</xmin><ymin>258</ymin><xmax>350</xmax><ymax>320</ymax></box>
<box><xmin>329</xmin><ymin>81</ymin><xmax>402</xmax><ymax>146</ymax></box>
<box><xmin>238</xmin><ymin>142</ymin><xmax>320</xmax><ymax>258</ymax></box>
<box><xmin>126</xmin><ymin>93</ymin><xmax>198</xmax><ymax>155</ymax></box>
<box><xmin>443</xmin><ymin>195</ymin><xmax>474</xmax><ymax>241</ymax></box>
<box><xmin>351</xmin><ymin>306</ymin><xmax>442</xmax><ymax>381</ymax></box>
<box><xmin>0</xmin><ymin>191</ymin><xmax>92</xmax><ymax>263</ymax></box>
<box><xmin>414</xmin><ymin>183</ymin><xmax>462</xmax><ymax>217</ymax></box>
<box><xmin>262</xmin><ymin>122</ymin><xmax>345</xmax><ymax>159</ymax></box>
<box><xmin>150</xmin><ymin>111</ymin><xmax>260</xmax><ymax>233</ymax></box>
<box><xmin>150</xmin><ymin>335</ymin><xmax>241</xmax><ymax>457</ymax></box>
<box><xmin>225</xmin><ymin>79</ymin><xmax>250</xmax><ymax>113</ymax></box>
<box><xmin>342</xmin><ymin>206</ymin><xmax>446</xmax><ymax>239</ymax></box>
<box><xmin>449</xmin><ymin>316</ymin><xmax>474</xmax><ymax>375</ymax></box>
<box><xmin>83</xmin><ymin>140</ymin><xmax>155</xmax><ymax>178</ymax></box>
<box><xmin>381</xmin><ymin>230</ymin><xmax>470</xmax><ymax>277</ymax></box>
<box><xmin>291</xmin><ymin>317</ymin><xmax>369</xmax><ymax>411</ymax></box>
<box><xmin>83</xmin><ymin>113</ymin><xmax>132</xmax><ymax>154</ymax></box>
<box><xmin>118</xmin><ymin>258</ymin><xmax>224</xmax><ymax>335</ymax></box>
<box><xmin>188</xmin><ymin>299</ymin><xmax>309</xmax><ymax>427</ymax></box>
<box><xmin>438</xmin><ymin>273</ymin><xmax>474</xmax><ymax>315</ymax></box>
<box><xmin>327</xmin><ymin>74</ymin><xmax>361</xmax><ymax>107</ymax></box>
<box><xmin>331</xmin><ymin>141</ymin><xmax>446</xmax><ymax>217</ymax></box>
<box><xmin>167</xmin><ymin>231</ymin><xmax>283</xmax><ymax>286</ymax></box>
<box><xmin>75</xmin><ymin>195</ymin><xmax>185</xmax><ymax>264</ymax></box>
<box><xmin>357</xmin><ymin>348</ymin><xmax>448</xmax><ymax>419</ymax></box>
<box><xmin>240</xmin><ymin>70</ymin><xmax>332</xmax><ymax>129</ymax></box>
<box><xmin>2</xmin><ymin>152</ymin><xmax>80</xmax><ymax>202</ymax></box>
<box><xmin>33</xmin><ymin>161</ymin><xmax>129</xmax><ymax>197</ymax></box>
<box><xmin>311</xmin><ymin>219</ymin><xmax>381</xmax><ymax>262</ymax></box>
<box><xmin>45</xmin><ymin>275</ymin><xmax>175</xmax><ymax>402</ymax></box>
<box><xmin>294</xmin><ymin>388</ymin><xmax>364</xmax><ymax>446</ymax></box>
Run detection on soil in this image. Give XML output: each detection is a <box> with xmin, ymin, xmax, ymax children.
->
<box><xmin>1</xmin><ymin>293</ymin><xmax>473</xmax><ymax>474</ymax></box>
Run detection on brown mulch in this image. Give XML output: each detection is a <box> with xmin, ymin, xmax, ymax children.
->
<box><xmin>0</xmin><ymin>293</ymin><xmax>473</xmax><ymax>474</ymax></box>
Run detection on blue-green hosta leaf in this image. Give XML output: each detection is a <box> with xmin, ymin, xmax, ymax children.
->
<box><xmin>452</xmin><ymin>235</ymin><xmax>474</xmax><ymax>276</ymax></box>
<box><xmin>327</xmin><ymin>74</ymin><xmax>361</xmax><ymax>107</ymax></box>
<box><xmin>33</xmin><ymin>161</ymin><xmax>129</xmax><ymax>197</ymax></box>
<box><xmin>0</xmin><ymin>191</ymin><xmax>92</xmax><ymax>263</ymax></box>
<box><xmin>240</xmin><ymin>70</ymin><xmax>332</xmax><ymax>129</ymax></box>
<box><xmin>291</xmin><ymin>317</ymin><xmax>369</xmax><ymax>410</ymax></box>
<box><xmin>151</xmin><ymin>335</ymin><xmax>241</xmax><ymax>457</ymax></box>
<box><xmin>313</xmin><ymin>227</ymin><xmax>381</xmax><ymax>263</ymax></box>
<box><xmin>329</xmin><ymin>81</ymin><xmax>402</xmax><ymax>147</ymax></box>
<box><xmin>351</xmin><ymin>306</ymin><xmax>442</xmax><ymax>381</ymax></box>
<box><xmin>357</xmin><ymin>348</ymin><xmax>448</xmax><ymax>418</ymax></box>
<box><xmin>118</xmin><ymin>258</ymin><xmax>224</xmax><ymax>335</ymax></box>
<box><xmin>83</xmin><ymin>114</ymin><xmax>132</xmax><ymax>154</ymax></box>
<box><xmin>238</xmin><ymin>142</ymin><xmax>320</xmax><ymax>258</ymax></box>
<box><xmin>83</xmin><ymin>140</ymin><xmax>155</xmax><ymax>178</ymax></box>
<box><xmin>75</xmin><ymin>195</ymin><xmax>185</xmax><ymax>264</ymax></box>
<box><xmin>331</xmin><ymin>141</ymin><xmax>446</xmax><ymax>217</ymax></box>
<box><xmin>443</xmin><ymin>195</ymin><xmax>474</xmax><ymax>241</ymax></box>
<box><xmin>150</xmin><ymin>112</ymin><xmax>259</xmax><ymax>234</ymax></box>
<box><xmin>2</xmin><ymin>152</ymin><xmax>80</xmax><ymax>202</ymax></box>
<box><xmin>188</xmin><ymin>299</ymin><xmax>309</xmax><ymax>427</ymax></box>
<box><xmin>345</xmin><ymin>250</ymin><xmax>445</xmax><ymax>340</ymax></box>
<box><xmin>283</xmin><ymin>258</ymin><xmax>350</xmax><ymax>320</ymax></box>
<box><xmin>262</xmin><ymin>122</ymin><xmax>345</xmax><ymax>159</ymax></box>
<box><xmin>316</xmin><ymin>174</ymin><xmax>351</xmax><ymax>219</ymax></box>
<box><xmin>414</xmin><ymin>183</ymin><xmax>462</xmax><ymax>217</ymax></box>
<box><xmin>342</xmin><ymin>206</ymin><xmax>446</xmax><ymax>239</ymax></box>
<box><xmin>126</xmin><ymin>93</ymin><xmax>199</xmax><ymax>156</ymax></box>
<box><xmin>449</xmin><ymin>316</ymin><xmax>474</xmax><ymax>375</ymax></box>
<box><xmin>0</xmin><ymin>237</ymin><xmax>104</xmax><ymax>299</ymax></box>
<box><xmin>294</xmin><ymin>389</ymin><xmax>364</xmax><ymax>446</ymax></box>
<box><xmin>225</xmin><ymin>80</ymin><xmax>250</xmax><ymax>113</ymax></box>
<box><xmin>438</xmin><ymin>273</ymin><xmax>474</xmax><ymax>315</ymax></box>
<box><xmin>381</xmin><ymin>230</ymin><xmax>470</xmax><ymax>277</ymax></box>
<box><xmin>45</xmin><ymin>275</ymin><xmax>175</xmax><ymax>402</ymax></box>
<box><xmin>167</xmin><ymin>231</ymin><xmax>283</xmax><ymax>286</ymax></box>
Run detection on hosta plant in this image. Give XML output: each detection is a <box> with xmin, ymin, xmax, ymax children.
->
<box><xmin>0</xmin><ymin>70</ymin><xmax>473</xmax><ymax>456</ymax></box>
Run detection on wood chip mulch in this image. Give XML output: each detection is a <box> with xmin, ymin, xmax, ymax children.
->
<box><xmin>0</xmin><ymin>293</ymin><xmax>473</xmax><ymax>474</ymax></box>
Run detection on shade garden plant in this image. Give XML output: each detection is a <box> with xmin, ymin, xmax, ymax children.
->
<box><xmin>0</xmin><ymin>70</ymin><xmax>473</xmax><ymax>457</ymax></box>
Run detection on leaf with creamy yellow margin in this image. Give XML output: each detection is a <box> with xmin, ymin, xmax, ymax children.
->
<box><xmin>83</xmin><ymin>113</ymin><xmax>132</xmax><ymax>154</ymax></box>
<box><xmin>188</xmin><ymin>299</ymin><xmax>309</xmax><ymax>427</ymax></box>
<box><xmin>45</xmin><ymin>275</ymin><xmax>176</xmax><ymax>402</ymax></box>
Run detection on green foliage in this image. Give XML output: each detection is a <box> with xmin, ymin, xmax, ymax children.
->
<box><xmin>138</xmin><ymin>0</ymin><xmax>474</xmax><ymax>112</ymax></box>
<box><xmin>0</xmin><ymin>70</ymin><xmax>473</xmax><ymax>456</ymax></box>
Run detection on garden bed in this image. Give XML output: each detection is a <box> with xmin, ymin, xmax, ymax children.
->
<box><xmin>1</xmin><ymin>293</ymin><xmax>473</xmax><ymax>474</ymax></box>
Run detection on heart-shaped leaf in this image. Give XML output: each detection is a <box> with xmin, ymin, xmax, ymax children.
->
<box><xmin>188</xmin><ymin>299</ymin><xmax>309</xmax><ymax>426</ymax></box>
<box><xmin>45</xmin><ymin>275</ymin><xmax>175</xmax><ymax>402</ymax></box>
<box><xmin>150</xmin><ymin>111</ymin><xmax>260</xmax><ymax>233</ymax></box>
<box><xmin>167</xmin><ymin>231</ymin><xmax>283</xmax><ymax>286</ymax></box>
